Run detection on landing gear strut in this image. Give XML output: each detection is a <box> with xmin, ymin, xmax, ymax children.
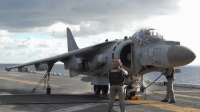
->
<box><xmin>140</xmin><ymin>74</ymin><xmax>145</xmax><ymax>93</ymax></box>
<box><xmin>46</xmin><ymin>73</ymin><xmax>51</xmax><ymax>94</ymax></box>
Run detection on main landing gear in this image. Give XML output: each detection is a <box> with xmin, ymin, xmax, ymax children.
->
<box><xmin>94</xmin><ymin>85</ymin><xmax>109</xmax><ymax>94</ymax></box>
<box><xmin>32</xmin><ymin>63</ymin><xmax>54</xmax><ymax>94</ymax></box>
<box><xmin>124</xmin><ymin>85</ymin><xmax>136</xmax><ymax>99</ymax></box>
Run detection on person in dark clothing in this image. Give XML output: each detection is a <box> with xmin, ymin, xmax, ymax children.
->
<box><xmin>108</xmin><ymin>59</ymin><xmax>128</xmax><ymax>112</ymax></box>
<box><xmin>161</xmin><ymin>67</ymin><xmax>176</xmax><ymax>103</ymax></box>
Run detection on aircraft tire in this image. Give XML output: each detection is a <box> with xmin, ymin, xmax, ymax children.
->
<box><xmin>127</xmin><ymin>92</ymin><xmax>134</xmax><ymax>99</ymax></box>
<box><xmin>94</xmin><ymin>85</ymin><xmax>101</xmax><ymax>94</ymax></box>
<box><xmin>126</xmin><ymin>85</ymin><xmax>134</xmax><ymax>99</ymax></box>
<box><xmin>101</xmin><ymin>85</ymin><xmax>109</xmax><ymax>94</ymax></box>
<box><xmin>46</xmin><ymin>86</ymin><xmax>51</xmax><ymax>94</ymax></box>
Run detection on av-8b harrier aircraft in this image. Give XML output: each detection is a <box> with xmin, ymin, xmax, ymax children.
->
<box><xmin>5</xmin><ymin>28</ymin><xmax>196</xmax><ymax>99</ymax></box>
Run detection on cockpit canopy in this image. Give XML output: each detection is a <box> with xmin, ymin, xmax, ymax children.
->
<box><xmin>132</xmin><ymin>28</ymin><xmax>164</xmax><ymax>44</ymax></box>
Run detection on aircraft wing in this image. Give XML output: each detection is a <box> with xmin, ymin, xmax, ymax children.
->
<box><xmin>5</xmin><ymin>41</ymin><xmax>115</xmax><ymax>70</ymax></box>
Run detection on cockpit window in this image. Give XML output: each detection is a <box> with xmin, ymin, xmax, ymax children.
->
<box><xmin>145</xmin><ymin>29</ymin><xmax>162</xmax><ymax>37</ymax></box>
<box><xmin>132</xmin><ymin>28</ymin><xmax>164</xmax><ymax>44</ymax></box>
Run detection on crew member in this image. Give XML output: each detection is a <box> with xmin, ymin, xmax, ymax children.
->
<box><xmin>161</xmin><ymin>67</ymin><xmax>176</xmax><ymax>103</ymax></box>
<box><xmin>108</xmin><ymin>59</ymin><xmax>128</xmax><ymax>112</ymax></box>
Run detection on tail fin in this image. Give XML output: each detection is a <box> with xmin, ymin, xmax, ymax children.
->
<box><xmin>67</xmin><ymin>28</ymin><xmax>79</xmax><ymax>52</ymax></box>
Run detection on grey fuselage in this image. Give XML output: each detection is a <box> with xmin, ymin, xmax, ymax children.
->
<box><xmin>74</xmin><ymin>28</ymin><xmax>195</xmax><ymax>78</ymax></box>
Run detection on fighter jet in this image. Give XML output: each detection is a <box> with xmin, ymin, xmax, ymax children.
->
<box><xmin>5</xmin><ymin>28</ymin><xmax>196</xmax><ymax>99</ymax></box>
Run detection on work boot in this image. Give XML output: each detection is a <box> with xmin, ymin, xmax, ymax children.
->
<box><xmin>161</xmin><ymin>99</ymin><xmax>168</xmax><ymax>102</ymax></box>
<box><xmin>169</xmin><ymin>100</ymin><xmax>175</xmax><ymax>103</ymax></box>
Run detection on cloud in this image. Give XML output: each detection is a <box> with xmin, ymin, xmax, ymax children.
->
<box><xmin>3</xmin><ymin>46</ymin><xmax>13</xmax><ymax>50</ymax></box>
<box><xmin>0</xmin><ymin>35</ymin><xmax>67</xmax><ymax>63</ymax></box>
<box><xmin>33</xmin><ymin>22</ymin><xmax>80</xmax><ymax>38</ymax></box>
<box><xmin>0</xmin><ymin>0</ymin><xmax>180</xmax><ymax>37</ymax></box>
<box><xmin>38</xmin><ymin>43</ymin><xmax>49</xmax><ymax>47</ymax></box>
<box><xmin>0</xmin><ymin>37</ymin><xmax>12</xmax><ymax>44</ymax></box>
<box><xmin>0</xmin><ymin>30</ymin><xmax>10</xmax><ymax>37</ymax></box>
<box><xmin>4</xmin><ymin>0</ymin><xmax>195</xmax><ymax>64</ymax></box>
<box><xmin>0</xmin><ymin>30</ymin><xmax>13</xmax><ymax>44</ymax></box>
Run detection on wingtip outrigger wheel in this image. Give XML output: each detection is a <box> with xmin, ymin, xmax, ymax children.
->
<box><xmin>46</xmin><ymin>86</ymin><xmax>51</xmax><ymax>94</ymax></box>
<box><xmin>30</xmin><ymin>63</ymin><xmax>54</xmax><ymax>94</ymax></box>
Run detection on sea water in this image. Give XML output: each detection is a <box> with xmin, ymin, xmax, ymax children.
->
<box><xmin>1</xmin><ymin>64</ymin><xmax>199</xmax><ymax>85</ymax></box>
<box><xmin>144</xmin><ymin>65</ymin><xmax>200</xmax><ymax>85</ymax></box>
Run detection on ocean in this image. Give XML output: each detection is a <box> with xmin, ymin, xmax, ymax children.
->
<box><xmin>1</xmin><ymin>64</ymin><xmax>200</xmax><ymax>85</ymax></box>
<box><xmin>144</xmin><ymin>65</ymin><xmax>200</xmax><ymax>85</ymax></box>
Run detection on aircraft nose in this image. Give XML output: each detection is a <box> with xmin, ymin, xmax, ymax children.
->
<box><xmin>167</xmin><ymin>45</ymin><xmax>196</xmax><ymax>66</ymax></box>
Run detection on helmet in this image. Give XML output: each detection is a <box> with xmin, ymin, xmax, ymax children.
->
<box><xmin>113</xmin><ymin>59</ymin><xmax>122</xmax><ymax>66</ymax></box>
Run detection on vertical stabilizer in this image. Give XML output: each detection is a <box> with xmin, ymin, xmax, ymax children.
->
<box><xmin>67</xmin><ymin>28</ymin><xmax>79</xmax><ymax>52</ymax></box>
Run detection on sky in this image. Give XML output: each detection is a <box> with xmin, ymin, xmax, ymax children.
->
<box><xmin>0</xmin><ymin>0</ymin><xmax>199</xmax><ymax>65</ymax></box>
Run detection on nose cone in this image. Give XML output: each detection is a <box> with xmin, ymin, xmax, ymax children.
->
<box><xmin>167</xmin><ymin>45</ymin><xmax>196</xmax><ymax>66</ymax></box>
